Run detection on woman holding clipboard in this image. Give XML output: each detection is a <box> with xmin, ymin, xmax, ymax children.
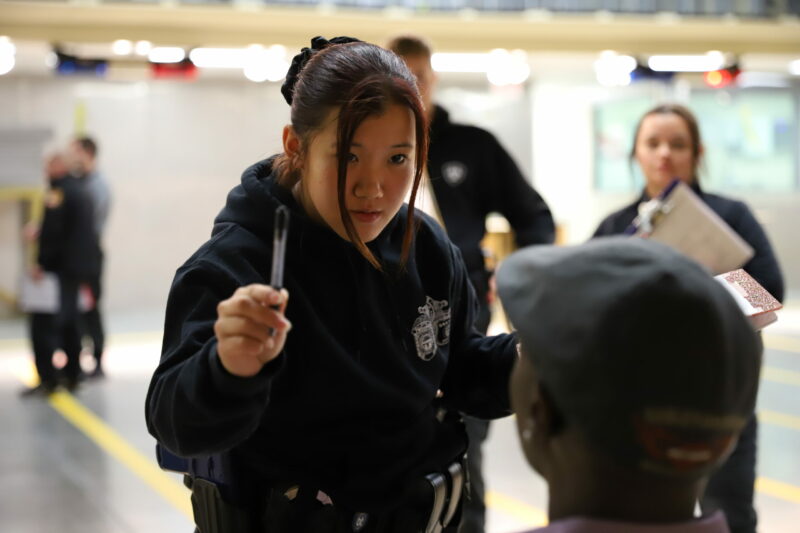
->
<box><xmin>593</xmin><ymin>103</ymin><xmax>784</xmax><ymax>533</ymax></box>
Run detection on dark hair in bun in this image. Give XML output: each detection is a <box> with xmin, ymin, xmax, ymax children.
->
<box><xmin>280</xmin><ymin>36</ymin><xmax>361</xmax><ymax>105</ymax></box>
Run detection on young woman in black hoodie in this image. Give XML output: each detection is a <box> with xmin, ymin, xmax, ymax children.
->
<box><xmin>593</xmin><ymin>103</ymin><xmax>784</xmax><ymax>533</ymax></box>
<box><xmin>146</xmin><ymin>37</ymin><xmax>518</xmax><ymax>532</ymax></box>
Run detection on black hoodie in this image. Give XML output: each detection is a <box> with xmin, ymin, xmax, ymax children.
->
<box><xmin>428</xmin><ymin>105</ymin><xmax>555</xmax><ymax>283</ymax></box>
<box><xmin>38</xmin><ymin>175</ymin><xmax>100</xmax><ymax>280</ymax></box>
<box><xmin>145</xmin><ymin>158</ymin><xmax>518</xmax><ymax>511</ymax></box>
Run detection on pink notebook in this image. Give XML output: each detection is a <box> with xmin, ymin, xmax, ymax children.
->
<box><xmin>714</xmin><ymin>269</ymin><xmax>782</xmax><ymax>330</ymax></box>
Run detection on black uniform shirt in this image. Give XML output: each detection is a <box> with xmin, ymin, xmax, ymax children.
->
<box><xmin>145</xmin><ymin>158</ymin><xmax>518</xmax><ymax>511</ymax></box>
<box><xmin>427</xmin><ymin>105</ymin><xmax>555</xmax><ymax>287</ymax></box>
<box><xmin>38</xmin><ymin>175</ymin><xmax>100</xmax><ymax>280</ymax></box>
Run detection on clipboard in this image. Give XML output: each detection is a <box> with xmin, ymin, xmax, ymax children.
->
<box><xmin>18</xmin><ymin>272</ymin><xmax>94</xmax><ymax>313</ymax></box>
<box><xmin>18</xmin><ymin>272</ymin><xmax>59</xmax><ymax>313</ymax></box>
<box><xmin>631</xmin><ymin>181</ymin><xmax>754</xmax><ymax>275</ymax></box>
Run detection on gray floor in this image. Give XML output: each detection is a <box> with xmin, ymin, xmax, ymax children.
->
<box><xmin>1</xmin><ymin>304</ymin><xmax>799</xmax><ymax>532</ymax></box>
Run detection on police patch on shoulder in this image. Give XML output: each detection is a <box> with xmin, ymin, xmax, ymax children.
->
<box><xmin>441</xmin><ymin>161</ymin><xmax>467</xmax><ymax>187</ymax></box>
<box><xmin>412</xmin><ymin>296</ymin><xmax>451</xmax><ymax>361</ymax></box>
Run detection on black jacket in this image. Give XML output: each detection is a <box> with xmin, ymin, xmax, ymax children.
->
<box><xmin>38</xmin><ymin>175</ymin><xmax>100</xmax><ymax>280</ymax></box>
<box><xmin>145</xmin><ymin>159</ymin><xmax>518</xmax><ymax>511</ymax></box>
<box><xmin>428</xmin><ymin>106</ymin><xmax>555</xmax><ymax>286</ymax></box>
<box><xmin>593</xmin><ymin>183</ymin><xmax>784</xmax><ymax>302</ymax></box>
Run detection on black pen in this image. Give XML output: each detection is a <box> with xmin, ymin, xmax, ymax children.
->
<box><xmin>268</xmin><ymin>206</ymin><xmax>289</xmax><ymax>335</ymax></box>
<box><xmin>270</xmin><ymin>205</ymin><xmax>290</xmax><ymax>293</ymax></box>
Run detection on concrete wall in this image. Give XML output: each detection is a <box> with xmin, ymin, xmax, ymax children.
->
<box><xmin>0</xmin><ymin>76</ymin><xmax>289</xmax><ymax>317</ymax></box>
<box><xmin>0</xmin><ymin>67</ymin><xmax>797</xmax><ymax>319</ymax></box>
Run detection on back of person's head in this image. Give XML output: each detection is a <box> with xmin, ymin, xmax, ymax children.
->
<box><xmin>385</xmin><ymin>35</ymin><xmax>433</xmax><ymax>60</ymax></box>
<box><xmin>497</xmin><ymin>238</ymin><xmax>761</xmax><ymax>490</ymax></box>
<box><xmin>74</xmin><ymin>135</ymin><xmax>98</xmax><ymax>159</ymax></box>
<box><xmin>69</xmin><ymin>135</ymin><xmax>98</xmax><ymax>176</ymax></box>
<box><xmin>385</xmin><ymin>35</ymin><xmax>436</xmax><ymax>115</ymax></box>
<box><xmin>45</xmin><ymin>152</ymin><xmax>68</xmax><ymax>181</ymax></box>
<box><xmin>275</xmin><ymin>36</ymin><xmax>428</xmax><ymax>269</ymax></box>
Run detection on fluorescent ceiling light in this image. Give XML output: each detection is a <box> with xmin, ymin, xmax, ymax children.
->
<box><xmin>431</xmin><ymin>53</ymin><xmax>490</xmax><ymax>73</ymax></box>
<box><xmin>594</xmin><ymin>52</ymin><xmax>636</xmax><ymax>87</ymax></box>
<box><xmin>0</xmin><ymin>37</ymin><xmax>16</xmax><ymax>76</ymax></box>
<box><xmin>486</xmin><ymin>49</ymin><xmax>530</xmax><ymax>86</ymax></box>
<box><xmin>135</xmin><ymin>41</ymin><xmax>152</xmax><ymax>57</ymax></box>
<box><xmin>244</xmin><ymin>46</ymin><xmax>290</xmax><ymax>83</ymax></box>
<box><xmin>190</xmin><ymin>48</ymin><xmax>249</xmax><ymax>69</ymax></box>
<box><xmin>148</xmin><ymin>47</ymin><xmax>185</xmax><ymax>64</ymax></box>
<box><xmin>112</xmin><ymin>40</ymin><xmax>133</xmax><ymax>56</ymax></box>
<box><xmin>789</xmin><ymin>59</ymin><xmax>800</xmax><ymax>76</ymax></box>
<box><xmin>189</xmin><ymin>45</ymin><xmax>289</xmax><ymax>82</ymax></box>
<box><xmin>0</xmin><ymin>55</ymin><xmax>14</xmax><ymax>76</ymax></box>
<box><xmin>432</xmin><ymin>50</ymin><xmax>530</xmax><ymax>85</ymax></box>
<box><xmin>648</xmin><ymin>53</ymin><xmax>726</xmax><ymax>72</ymax></box>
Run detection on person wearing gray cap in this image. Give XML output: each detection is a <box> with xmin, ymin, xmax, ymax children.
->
<box><xmin>497</xmin><ymin>237</ymin><xmax>762</xmax><ymax>532</ymax></box>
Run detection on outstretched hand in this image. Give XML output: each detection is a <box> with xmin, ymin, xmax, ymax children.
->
<box><xmin>214</xmin><ymin>284</ymin><xmax>291</xmax><ymax>377</ymax></box>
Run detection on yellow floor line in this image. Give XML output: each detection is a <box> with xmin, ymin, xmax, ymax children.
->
<box><xmin>0</xmin><ymin>331</ymin><xmax>164</xmax><ymax>353</ymax></box>
<box><xmin>762</xmin><ymin>366</ymin><xmax>800</xmax><ymax>388</ymax></box>
<box><xmin>49</xmin><ymin>393</ymin><xmax>193</xmax><ymax>519</ymax></box>
<box><xmin>486</xmin><ymin>490</ymin><xmax>548</xmax><ymax>527</ymax></box>
<box><xmin>0</xmin><ymin>337</ymin><xmax>28</xmax><ymax>352</ymax></box>
<box><xmin>756</xmin><ymin>477</ymin><xmax>800</xmax><ymax>505</ymax></box>
<box><xmin>13</xmin><ymin>363</ymin><xmax>193</xmax><ymax>520</ymax></box>
<box><xmin>10</xmin><ymin>355</ymin><xmax>800</xmax><ymax>523</ymax></box>
<box><xmin>759</xmin><ymin>409</ymin><xmax>800</xmax><ymax>431</ymax></box>
<box><xmin>764</xmin><ymin>335</ymin><xmax>800</xmax><ymax>354</ymax></box>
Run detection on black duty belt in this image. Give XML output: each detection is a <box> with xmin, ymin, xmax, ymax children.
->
<box><xmin>421</xmin><ymin>460</ymin><xmax>465</xmax><ymax>533</ymax></box>
<box><xmin>188</xmin><ymin>458</ymin><xmax>466</xmax><ymax>533</ymax></box>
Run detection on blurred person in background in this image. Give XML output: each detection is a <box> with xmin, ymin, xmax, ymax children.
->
<box><xmin>499</xmin><ymin>237</ymin><xmax>762</xmax><ymax>533</ymax></box>
<box><xmin>70</xmin><ymin>135</ymin><xmax>111</xmax><ymax>378</ymax></box>
<box><xmin>21</xmin><ymin>151</ymin><xmax>101</xmax><ymax>395</ymax></box>
<box><xmin>387</xmin><ymin>34</ymin><xmax>556</xmax><ymax>533</ymax></box>
<box><xmin>593</xmin><ymin>103</ymin><xmax>784</xmax><ymax>533</ymax></box>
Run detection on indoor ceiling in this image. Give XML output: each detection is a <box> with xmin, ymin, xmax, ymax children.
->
<box><xmin>1</xmin><ymin>1</ymin><xmax>800</xmax><ymax>55</ymax></box>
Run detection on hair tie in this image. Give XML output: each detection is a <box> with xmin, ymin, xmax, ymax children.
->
<box><xmin>281</xmin><ymin>36</ymin><xmax>362</xmax><ymax>105</ymax></box>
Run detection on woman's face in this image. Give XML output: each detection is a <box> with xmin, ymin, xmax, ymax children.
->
<box><xmin>634</xmin><ymin>112</ymin><xmax>699</xmax><ymax>198</ymax></box>
<box><xmin>292</xmin><ymin>104</ymin><xmax>416</xmax><ymax>243</ymax></box>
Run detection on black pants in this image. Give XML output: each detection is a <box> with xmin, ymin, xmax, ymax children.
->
<box><xmin>29</xmin><ymin>275</ymin><xmax>83</xmax><ymax>385</ymax></box>
<box><xmin>459</xmin><ymin>296</ymin><xmax>492</xmax><ymax>533</ymax></box>
<box><xmin>460</xmin><ymin>417</ymin><xmax>489</xmax><ymax>533</ymax></box>
<box><xmin>701</xmin><ymin>414</ymin><xmax>758</xmax><ymax>533</ymax></box>
<box><xmin>82</xmin><ymin>272</ymin><xmax>105</xmax><ymax>367</ymax></box>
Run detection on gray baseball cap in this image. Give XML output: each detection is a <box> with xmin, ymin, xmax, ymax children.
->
<box><xmin>497</xmin><ymin>237</ymin><xmax>762</xmax><ymax>477</ymax></box>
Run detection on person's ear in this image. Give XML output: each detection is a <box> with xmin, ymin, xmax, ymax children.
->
<box><xmin>282</xmin><ymin>125</ymin><xmax>302</xmax><ymax>168</ymax></box>
<box><xmin>512</xmin><ymin>356</ymin><xmax>561</xmax><ymax>471</ymax></box>
<box><xmin>536</xmin><ymin>382</ymin><xmax>564</xmax><ymax>438</ymax></box>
